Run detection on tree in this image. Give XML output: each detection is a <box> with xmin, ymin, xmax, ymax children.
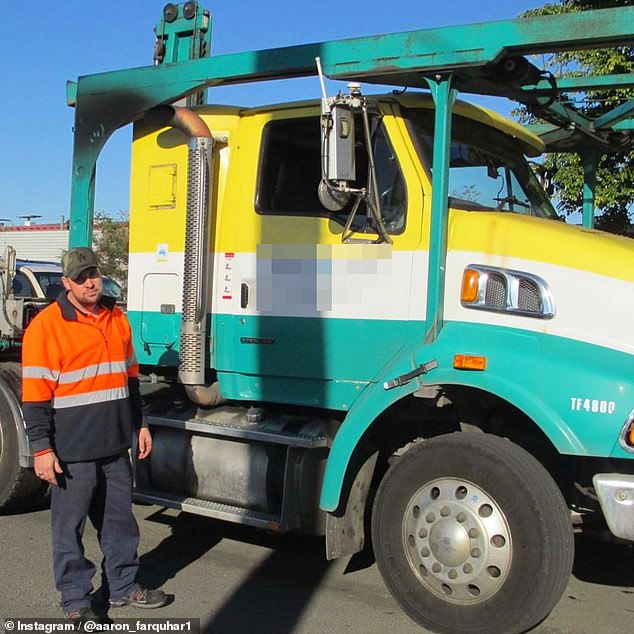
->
<box><xmin>93</xmin><ymin>211</ymin><xmax>129</xmax><ymax>284</ymax></box>
<box><xmin>519</xmin><ymin>0</ymin><xmax>634</xmax><ymax>234</ymax></box>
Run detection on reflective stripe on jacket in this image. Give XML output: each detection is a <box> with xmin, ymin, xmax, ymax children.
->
<box><xmin>22</xmin><ymin>292</ymin><xmax>143</xmax><ymax>462</ymax></box>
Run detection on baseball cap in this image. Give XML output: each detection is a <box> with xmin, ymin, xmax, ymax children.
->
<box><xmin>62</xmin><ymin>247</ymin><xmax>100</xmax><ymax>281</ymax></box>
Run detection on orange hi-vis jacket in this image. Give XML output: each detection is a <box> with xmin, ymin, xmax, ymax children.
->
<box><xmin>22</xmin><ymin>293</ymin><xmax>144</xmax><ymax>462</ymax></box>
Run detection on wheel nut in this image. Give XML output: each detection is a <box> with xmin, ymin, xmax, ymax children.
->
<box><xmin>440</xmin><ymin>506</ymin><xmax>451</xmax><ymax>517</ymax></box>
<box><xmin>426</xmin><ymin>512</ymin><xmax>436</xmax><ymax>523</ymax></box>
<box><xmin>456</xmin><ymin>512</ymin><xmax>467</xmax><ymax>523</ymax></box>
<box><xmin>448</xmin><ymin>569</ymin><xmax>458</xmax><ymax>580</ymax></box>
<box><xmin>432</xmin><ymin>563</ymin><xmax>442</xmax><ymax>573</ymax></box>
<box><xmin>471</xmin><ymin>547</ymin><xmax>482</xmax><ymax>558</ymax></box>
<box><xmin>421</xmin><ymin>547</ymin><xmax>431</xmax><ymax>557</ymax></box>
<box><xmin>418</xmin><ymin>527</ymin><xmax>429</xmax><ymax>538</ymax></box>
<box><xmin>463</xmin><ymin>563</ymin><xmax>473</xmax><ymax>574</ymax></box>
<box><xmin>468</xmin><ymin>528</ymin><xmax>479</xmax><ymax>538</ymax></box>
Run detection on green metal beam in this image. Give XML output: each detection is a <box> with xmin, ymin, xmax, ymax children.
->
<box><xmin>614</xmin><ymin>119</ymin><xmax>634</xmax><ymax>131</ymax></box>
<box><xmin>531</xmin><ymin>124</ymin><xmax>633</xmax><ymax>154</ymax></box>
<box><xmin>581</xmin><ymin>151</ymin><xmax>601</xmax><ymax>229</ymax></box>
<box><xmin>70</xmin><ymin>4</ymin><xmax>634</xmax><ymax>138</ymax></box>
<box><xmin>594</xmin><ymin>100</ymin><xmax>634</xmax><ymax>130</ymax></box>
<box><xmin>532</xmin><ymin>97</ymin><xmax>595</xmax><ymax>129</ymax></box>
<box><xmin>521</xmin><ymin>73</ymin><xmax>634</xmax><ymax>94</ymax></box>
<box><xmin>424</xmin><ymin>74</ymin><xmax>457</xmax><ymax>345</ymax></box>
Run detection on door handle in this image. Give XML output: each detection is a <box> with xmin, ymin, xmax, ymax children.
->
<box><xmin>240</xmin><ymin>282</ymin><xmax>249</xmax><ymax>309</ymax></box>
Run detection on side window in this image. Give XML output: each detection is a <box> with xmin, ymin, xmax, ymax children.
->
<box><xmin>34</xmin><ymin>273</ymin><xmax>64</xmax><ymax>299</ymax></box>
<box><xmin>12</xmin><ymin>272</ymin><xmax>35</xmax><ymax>297</ymax></box>
<box><xmin>373</xmin><ymin>125</ymin><xmax>407</xmax><ymax>233</ymax></box>
<box><xmin>255</xmin><ymin>117</ymin><xmax>323</xmax><ymax>214</ymax></box>
<box><xmin>256</xmin><ymin>116</ymin><xmax>407</xmax><ymax>234</ymax></box>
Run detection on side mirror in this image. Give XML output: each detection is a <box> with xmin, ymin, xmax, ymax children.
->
<box><xmin>318</xmin><ymin>180</ymin><xmax>351</xmax><ymax>211</ymax></box>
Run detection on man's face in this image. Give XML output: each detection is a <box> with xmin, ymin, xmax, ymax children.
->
<box><xmin>61</xmin><ymin>267</ymin><xmax>103</xmax><ymax>308</ymax></box>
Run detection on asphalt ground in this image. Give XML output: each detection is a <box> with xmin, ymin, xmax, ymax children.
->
<box><xmin>1</xmin><ymin>501</ymin><xmax>633</xmax><ymax>633</ymax></box>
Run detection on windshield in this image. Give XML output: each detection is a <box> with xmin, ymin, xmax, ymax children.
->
<box><xmin>403</xmin><ymin>107</ymin><xmax>558</xmax><ymax>219</ymax></box>
<box><xmin>32</xmin><ymin>272</ymin><xmax>64</xmax><ymax>299</ymax></box>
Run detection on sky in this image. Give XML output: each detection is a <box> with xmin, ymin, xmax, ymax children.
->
<box><xmin>1</xmin><ymin>0</ymin><xmax>549</xmax><ymax>226</ymax></box>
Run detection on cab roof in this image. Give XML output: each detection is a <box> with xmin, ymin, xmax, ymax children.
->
<box><xmin>192</xmin><ymin>92</ymin><xmax>545</xmax><ymax>157</ymax></box>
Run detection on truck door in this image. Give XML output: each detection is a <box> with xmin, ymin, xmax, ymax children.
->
<box><xmin>214</xmin><ymin>105</ymin><xmax>424</xmax><ymax>409</ymax></box>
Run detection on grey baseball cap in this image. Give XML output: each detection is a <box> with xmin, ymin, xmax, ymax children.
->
<box><xmin>61</xmin><ymin>247</ymin><xmax>99</xmax><ymax>281</ymax></box>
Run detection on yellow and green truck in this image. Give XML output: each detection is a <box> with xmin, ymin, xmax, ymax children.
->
<box><xmin>1</xmin><ymin>3</ymin><xmax>633</xmax><ymax>632</ymax></box>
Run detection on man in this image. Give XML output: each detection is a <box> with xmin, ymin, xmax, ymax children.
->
<box><xmin>22</xmin><ymin>247</ymin><xmax>167</xmax><ymax>623</ymax></box>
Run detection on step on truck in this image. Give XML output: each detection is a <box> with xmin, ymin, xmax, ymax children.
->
<box><xmin>2</xmin><ymin>3</ymin><xmax>634</xmax><ymax>633</ymax></box>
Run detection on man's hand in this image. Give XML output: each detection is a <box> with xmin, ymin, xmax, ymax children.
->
<box><xmin>34</xmin><ymin>452</ymin><xmax>62</xmax><ymax>486</ymax></box>
<box><xmin>137</xmin><ymin>427</ymin><xmax>152</xmax><ymax>460</ymax></box>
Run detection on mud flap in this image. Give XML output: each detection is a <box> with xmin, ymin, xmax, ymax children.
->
<box><xmin>325</xmin><ymin>451</ymin><xmax>378</xmax><ymax>560</ymax></box>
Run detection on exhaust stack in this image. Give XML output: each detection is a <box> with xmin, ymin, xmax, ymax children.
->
<box><xmin>144</xmin><ymin>105</ymin><xmax>213</xmax><ymax>385</ymax></box>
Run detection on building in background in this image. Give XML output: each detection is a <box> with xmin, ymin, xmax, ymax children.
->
<box><xmin>0</xmin><ymin>223</ymin><xmax>70</xmax><ymax>261</ymax></box>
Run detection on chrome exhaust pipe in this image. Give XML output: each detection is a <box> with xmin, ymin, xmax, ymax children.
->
<box><xmin>144</xmin><ymin>106</ymin><xmax>213</xmax><ymax>385</ymax></box>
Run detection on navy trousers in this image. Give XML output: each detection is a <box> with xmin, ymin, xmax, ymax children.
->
<box><xmin>51</xmin><ymin>452</ymin><xmax>141</xmax><ymax>612</ymax></box>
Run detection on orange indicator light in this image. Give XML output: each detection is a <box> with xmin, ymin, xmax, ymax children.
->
<box><xmin>629</xmin><ymin>425</ymin><xmax>634</xmax><ymax>446</ymax></box>
<box><xmin>461</xmin><ymin>269</ymin><xmax>480</xmax><ymax>303</ymax></box>
<box><xmin>454</xmin><ymin>354</ymin><xmax>487</xmax><ymax>371</ymax></box>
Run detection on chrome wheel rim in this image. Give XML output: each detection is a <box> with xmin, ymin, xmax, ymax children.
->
<box><xmin>402</xmin><ymin>477</ymin><xmax>512</xmax><ymax>605</ymax></box>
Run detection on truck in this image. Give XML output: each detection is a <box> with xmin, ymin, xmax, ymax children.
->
<box><xmin>1</xmin><ymin>3</ymin><xmax>633</xmax><ymax>633</ymax></box>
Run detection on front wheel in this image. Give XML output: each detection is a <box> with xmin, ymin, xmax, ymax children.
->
<box><xmin>372</xmin><ymin>433</ymin><xmax>573</xmax><ymax>634</ymax></box>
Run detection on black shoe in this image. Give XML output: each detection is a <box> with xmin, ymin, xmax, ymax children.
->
<box><xmin>109</xmin><ymin>587</ymin><xmax>167</xmax><ymax>609</ymax></box>
<box><xmin>65</xmin><ymin>607</ymin><xmax>100</xmax><ymax>631</ymax></box>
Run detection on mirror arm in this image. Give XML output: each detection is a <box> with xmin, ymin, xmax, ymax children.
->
<box><xmin>361</xmin><ymin>105</ymin><xmax>392</xmax><ymax>244</ymax></box>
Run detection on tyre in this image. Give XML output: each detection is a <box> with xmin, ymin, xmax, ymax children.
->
<box><xmin>0</xmin><ymin>362</ymin><xmax>48</xmax><ymax>512</ymax></box>
<box><xmin>372</xmin><ymin>433</ymin><xmax>574</xmax><ymax>634</ymax></box>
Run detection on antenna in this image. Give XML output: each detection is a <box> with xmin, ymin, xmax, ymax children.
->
<box><xmin>315</xmin><ymin>58</ymin><xmax>327</xmax><ymax>97</ymax></box>
<box><xmin>19</xmin><ymin>214</ymin><xmax>42</xmax><ymax>226</ymax></box>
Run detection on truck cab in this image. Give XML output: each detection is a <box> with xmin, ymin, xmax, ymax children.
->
<box><xmin>128</xmin><ymin>93</ymin><xmax>560</xmax><ymax>392</ymax></box>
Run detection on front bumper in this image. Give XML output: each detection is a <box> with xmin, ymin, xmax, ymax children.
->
<box><xmin>593</xmin><ymin>474</ymin><xmax>634</xmax><ymax>541</ymax></box>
